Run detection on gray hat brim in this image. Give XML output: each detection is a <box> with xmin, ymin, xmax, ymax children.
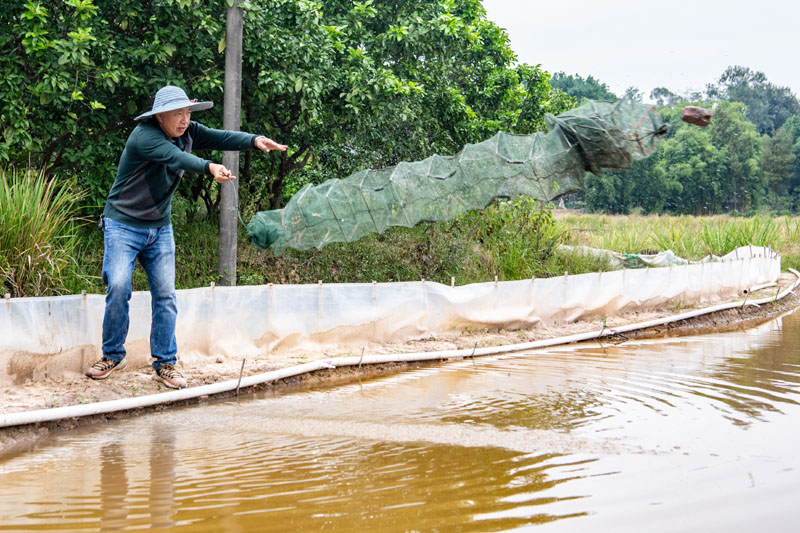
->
<box><xmin>134</xmin><ymin>101</ymin><xmax>214</xmax><ymax>121</ymax></box>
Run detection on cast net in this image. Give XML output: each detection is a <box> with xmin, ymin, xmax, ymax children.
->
<box><xmin>248</xmin><ymin>98</ymin><xmax>667</xmax><ymax>255</ymax></box>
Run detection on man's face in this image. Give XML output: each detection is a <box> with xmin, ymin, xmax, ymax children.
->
<box><xmin>155</xmin><ymin>107</ymin><xmax>191</xmax><ymax>138</ymax></box>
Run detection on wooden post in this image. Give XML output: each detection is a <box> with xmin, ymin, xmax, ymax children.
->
<box><xmin>218</xmin><ymin>1</ymin><xmax>244</xmax><ymax>286</ymax></box>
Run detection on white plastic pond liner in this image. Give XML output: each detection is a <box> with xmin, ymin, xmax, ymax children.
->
<box><xmin>0</xmin><ymin>246</ymin><xmax>781</xmax><ymax>387</ymax></box>
<box><xmin>1</xmin><ymin>264</ymin><xmax>797</xmax><ymax>429</ymax></box>
<box><xmin>558</xmin><ymin>244</ymin><xmax>709</xmax><ymax>268</ymax></box>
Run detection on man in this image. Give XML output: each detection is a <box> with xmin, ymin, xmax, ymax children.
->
<box><xmin>85</xmin><ymin>85</ymin><xmax>287</xmax><ymax>389</ymax></box>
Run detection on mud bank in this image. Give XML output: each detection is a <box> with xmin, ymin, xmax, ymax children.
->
<box><xmin>2</xmin><ymin>278</ymin><xmax>798</xmax><ymax>455</ymax></box>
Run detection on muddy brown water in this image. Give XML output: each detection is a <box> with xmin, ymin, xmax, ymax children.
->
<box><xmin>2</xmin><ymin>311</ymin><xmax>800</xmax><ymax>532</ymax></box>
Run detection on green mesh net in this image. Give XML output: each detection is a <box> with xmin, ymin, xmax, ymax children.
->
<box><xmin>248</xmin><ymin>98</ymin><xmax>667</xmax><ymax>255</ymax></box>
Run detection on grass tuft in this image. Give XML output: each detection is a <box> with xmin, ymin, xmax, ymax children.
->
<box><xmin>0</xmin><ymin>168</ymin><xmax>86</xmax><ymax>296</ymax></box>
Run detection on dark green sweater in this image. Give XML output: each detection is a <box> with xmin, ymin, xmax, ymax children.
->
<box><xmin>103</xmin><ymin>119</ymin><xmax>258</xmax><ymax>228</ymax></box>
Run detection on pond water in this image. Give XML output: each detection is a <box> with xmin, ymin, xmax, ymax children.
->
<box><xmin>2</xmin><ymin>311</ymin><xmax>800</xmax><ymax>531</ymax></box>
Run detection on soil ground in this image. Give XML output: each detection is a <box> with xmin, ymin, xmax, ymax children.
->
<box><xmin>2</xmin><ymin>274</ymin><xmax>798</xmax><ymax>455</ymax></box>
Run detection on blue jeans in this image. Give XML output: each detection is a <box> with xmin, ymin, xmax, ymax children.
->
<box><xmin>101</xmin><ymin>217</ymin><xmax>178</xmax><ymax>371</ymax></box>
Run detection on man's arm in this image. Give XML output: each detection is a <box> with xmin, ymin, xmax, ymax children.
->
<box><xmin>191</xmin><ymin>122</ymin><xmax>287</xmax><ymax>154</ymax></box>
<box><xmin>191</xmin><ymin>122</ymin><xmax>258</xmax><ymax>152</ymax></box>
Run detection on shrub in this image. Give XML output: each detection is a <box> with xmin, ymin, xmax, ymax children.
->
<box><xmin>0</xmin><ymin>168</ymin><xmax>85</xmax><ymax>296</ymax></box>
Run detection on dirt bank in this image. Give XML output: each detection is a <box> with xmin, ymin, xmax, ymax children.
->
<box><xmin>2</xmin><ymin>276</ymin><xmax>798</xmax><ymax>455</ymax></box>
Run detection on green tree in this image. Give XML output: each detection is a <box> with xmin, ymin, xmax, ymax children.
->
<box><xmin>779</xmin><ymin>115</ymin><xmax>800</xmax><ymax>198</ymax></box>
<box><xmin>655</xmin><ymin>126</ymin><xmax>726</xmax><ymax>214</ymax></box>
<box><xmin>240</xmin><ymin>0</ymin><xmax>574</xmax><ymax>210</ymax></box>
<box><xmin>510</xmin><ymin>64</ymin><xmax>575</xmax><ymax>134</ymax></box>
<box><xmin>650</xmin><ymin>87</ymin><xmax>682</xmax><ymax>107</ymax></box>
<box><xmin>707</xmin><ymin>66</ymin><xmax>800</xmax><ymax>135</ymax></box>
<box><xmin>625</xmin><ymin>154</ymin><xmax>682</xmax><ymax>213</ymax></box>
<box><xmin>2</xmin><ymin>0</ymin><xmax>573</xmax><ymax>215</ymax></box>
<box><xmin>584</xmin><ymin>156</ymin><xmax>680</xmax><ymax>215</ymax></box>
<box><xmin>584</xmin><ymin>172</ymin><xmax>631</xmax><ymax>214</ymax></box>
<box><xmin>623</xmin><ymin>86</ymin><xmax>643</xmax><ymax>102</ymax></box>
<box><xmin>709</xmin><ymin>101</ymin><xmax>764</xmax><ymax>212</ymax></box>
<box><xmin>1</xmin><ymin>0</ymin><xmax>226</xmax><ymax>209</ymax></box>
<box><xmin>761</xmin><ymin>129</ymin><xmax>795</xmax><ymax>210</ymax></box>
<box><xmin>550</xmin><ymin>72</ymin><xmax>616</xmax><ymax>102</ymax></box>
<box><xmin>584</xmin><ymin>100</ymin><xmax>765</xmax><ymax>216</ymax></box>
<box><xmin>781</xmin><ymin>115</ymin><xmax>800</xmax><ymax>142</ymax></box>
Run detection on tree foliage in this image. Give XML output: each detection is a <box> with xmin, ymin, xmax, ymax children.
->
<box><xmin>778</xmin><ymin>115</ymin><xmax>800</xmax><ymax>204</ymax></box>
<box><xmin>761</xmin><ymin>128</ymin><xmax>795</xmax><ymax>210</ymax></box>
<box><xmin>657</xmin><ymin>126</ymin><xmax>727</xmax><ymax>215</ymax></box>
<box><xmin>1</xmin><ymin>0</ymin><xmax>226</xmax><ymax>210</ymax></box>
<box><xmin>579</xmin><ymin>63</ymin><xmax>800</xmax><ymax>216</ymax></box>
<box><xmin>707</xmin><ymin>65</ymin><xmax>800</xmax><ymax>135</ymax></box>
<box><xmin>1</xmin><ymin>0</ymin><xmax>574</xmax><ymax>217</ymax></box>
<box><xmin>709</xmin><ymin>101</ymin><xmax>764</xmax><ymax>212</ymax></box>
<box><xmin>585</xmin><ymin>100</ymin><xmax>765</xmax><ymax>215</ymax></box>
<box><xmin>650</xmin><ymin>87</ymin><xmax>682</xmax><ymax>107</ymax></box>
<box><xmin>550</xmin><ymin>72</ymin><xmax>616</xmax><ymax>102</ymax></box>
<box><xmin>242</xmin><ymin>0</ymin><xmax>574</xmax><ymax>209</ymax></box>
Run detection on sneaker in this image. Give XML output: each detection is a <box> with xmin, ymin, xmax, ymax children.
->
<box><xmin>154</xmin><ymin>364</ymin><xmax>187</xmax><ymax>389</ymax></box>
<box><xmin>85</xmin><ymin>357</ymin><xmax>126</xmax><ymax>380</ymax></box>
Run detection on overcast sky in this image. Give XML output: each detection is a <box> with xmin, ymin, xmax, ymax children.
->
<box><xmin>482</xmin><ymin>0</ymin><xmax>799</xmax><ymax>102</ymax></box>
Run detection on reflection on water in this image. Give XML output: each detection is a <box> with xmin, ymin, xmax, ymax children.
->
<box><xmin>148</xmin><ymin>424</ymin><xmax>177</xmax><ymax>529</ymax></box>
<box><xmin>2</xmin><ymin>311</ymin><xmax>800</xmax><ymax>531</ymax></box>
<box><xmin>100</xmin><ymin>443</ymin><xmax>128</xmax><ymax>529</ymax></box>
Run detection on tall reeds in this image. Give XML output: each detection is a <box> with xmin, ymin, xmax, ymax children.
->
<box><xmin>0</xmin><ymin>168</ymin><xmax>85</xmax><ymax>296</ymax></box>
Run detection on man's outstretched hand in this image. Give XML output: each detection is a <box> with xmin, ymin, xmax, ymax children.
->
<box><xmin>255</xmin><ymin>136</ymin><xmax>288</xmax><ymax>153</ymax></box>
<box><xmin>209</xmin><ymin>163</ymin><xmax>235</xmax><ymax>183</ymax></box>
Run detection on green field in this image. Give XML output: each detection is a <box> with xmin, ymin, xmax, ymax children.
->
<box><xmin>556</xmin><ymin>211</ymin><xmax>800</xmax><ymax>269</ymax></box>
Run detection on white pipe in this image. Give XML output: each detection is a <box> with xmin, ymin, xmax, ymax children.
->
<box><xmin>742</xmin><ymin>282</ymin><xmax>778</xmax><ymax>295</ymax></box>
<box><xmin>2</xmin><ymin>270</ymin><xmax>799</xmax><ymax>429</ymax></box>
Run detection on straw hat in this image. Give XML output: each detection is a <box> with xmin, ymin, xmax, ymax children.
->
<box><xmin>134</xmin><ymin>85</ymin><xmax>213</xmax><ymax>121</ymax></box>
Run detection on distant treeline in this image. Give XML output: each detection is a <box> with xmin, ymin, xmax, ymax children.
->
<box><xmin>552</xmin><ymin>67</ymin><xmax>800</xmax><ymax>215</ymax></box>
